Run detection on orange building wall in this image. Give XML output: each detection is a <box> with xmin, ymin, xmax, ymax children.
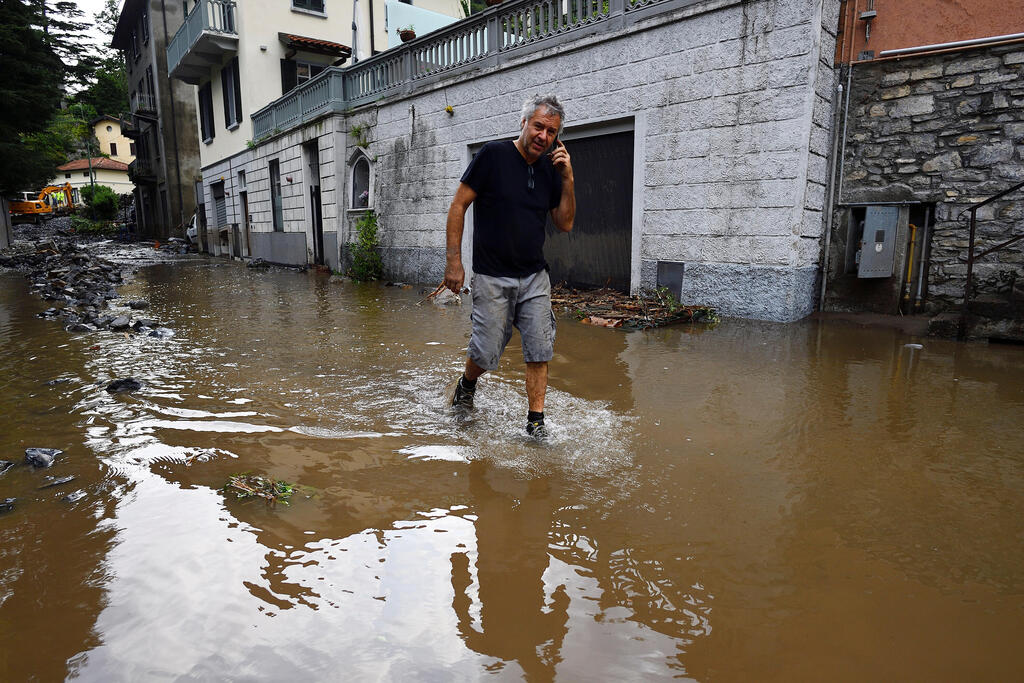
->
<box><xmin>838</xmin><ymin>0</ymin><xmax>1024</xmax><ymax>63</ymax></box>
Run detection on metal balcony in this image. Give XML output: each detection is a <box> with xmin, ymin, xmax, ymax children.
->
<box><xmin>130</xmin><ymin>91</ymin><xmax>158</xmax><ymax>119</ymax></box>
<box><xmin>128</xmin><ymin>159</ymin><xmax>157</xmax><ymax>184</ymax></box>
<box><xmin>167</xmin><ymin>0</ymin><xmax>238</xmax><ymax>84</ymax></box>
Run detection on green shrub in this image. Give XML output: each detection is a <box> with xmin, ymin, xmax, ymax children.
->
<box><xmin>79</xmin><ymin>184</ymin><xmax>118</xmax><ymax>220</ymax></box>
<box><xmin>70</xmin><ymin>214</ymin><xmax>118</xmax><ymax>236</ymax></box>
<box><xmin>348</xmin><ymin>210</ymin><xmax>383</xmax><ymax>281</ymax></box>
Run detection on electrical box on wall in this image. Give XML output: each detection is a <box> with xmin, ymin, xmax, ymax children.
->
<box><xmin>857</xmin><ymin>205</ymin><xmax>899</xmax><ymax>278</ymax></box>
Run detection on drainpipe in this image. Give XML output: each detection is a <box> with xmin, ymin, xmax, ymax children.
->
<box><xmin>160</xmin><ymin>0</ymin><xmax>186</xmax><ymax>238</ymax></box>
<box><xmin>368</xmin><ymin>0</ymin><xmax>375</xmax><ymax>55</ymax></box>
<box><xmin>351</xmin><ymin>0</ymin><xmax>359</xmax><ymax>63</ymax></box>
<box><xmin>818</xmin><ymin>63</ymin><xmax>852</xmax><ymax>310</ymax></box>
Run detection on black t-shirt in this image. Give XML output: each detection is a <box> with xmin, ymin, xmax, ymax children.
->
<box><xmin>461</xmin><ymin>140</ymin><xmax>563</xmax><ymax>278</ymax></box>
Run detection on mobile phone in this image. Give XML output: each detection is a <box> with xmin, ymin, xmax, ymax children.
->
<box><xmin>546</xmin><ymin>136</ymin><xmax>559</xmax><ymax>157</ymax></box>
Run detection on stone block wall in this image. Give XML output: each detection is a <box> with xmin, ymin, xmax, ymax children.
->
<box><xmin>833</xmin><ymin>43</ymin><xmax>1024</xmax><ymax>312</ymax></box>
<box><xmin>207</xmin><ymin>0</ymin><xmax>842</xmax><ymax>320</ymax></box>
<box><xmin>362</xmin><ymin>0</ymin><xmax>840</xmax><ymax>321</ymax></box>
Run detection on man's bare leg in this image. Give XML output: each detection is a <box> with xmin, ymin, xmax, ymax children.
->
<box><xmin>464</xmin><ymin>358</ymin><xmax>486</xmax><ymax>382</ymax></box>
<box><xmin>525</xmin><ymin>361</ymin><xmax>548</xmax><ymax>413</ymax></box>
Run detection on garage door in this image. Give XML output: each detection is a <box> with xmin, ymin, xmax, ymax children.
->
<box><xmin>544</xmin><ymin>130</ymin><xmax>633</xmax><ymax>292</ymax></box>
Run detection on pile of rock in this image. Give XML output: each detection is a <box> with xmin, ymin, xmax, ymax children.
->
<box><xmin>0</xmin><ymin>239</ymin><xmax>174</xmax><ymax>337</ymax></box>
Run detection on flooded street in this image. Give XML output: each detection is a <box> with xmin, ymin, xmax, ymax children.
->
<box><xmin>2</xmin><ymin>256</ymin><xmax>1023</xmax><ymax>681</ymax></box>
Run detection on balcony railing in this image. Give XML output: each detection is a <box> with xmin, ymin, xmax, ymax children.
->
<box><xmin>130</xmin><ymin>91</ymin><xmax>157</xmax><ymax>116</ymax></box>
<box><xmin>252</xmin><ymin>0</ymin><xmax>689</xmax><ymax>140</ymax></box>
<box><xmin>166</xmin><ymin>0</ymin><xmax>238</xmax><ymax>84</ymax></box>
<box><xmin>128</xmin><ymin>159</ymin><xmax>156</xmax><ymax>183</ymax></box>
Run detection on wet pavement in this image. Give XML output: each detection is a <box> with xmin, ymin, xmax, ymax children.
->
<box><xmin>1</xmin><ymin>252</ymin><xmax>1023</xmax><ymax>680</ymax></box>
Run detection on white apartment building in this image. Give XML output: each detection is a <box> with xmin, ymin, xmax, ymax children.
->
<box><xmin>168</xmin><ymin>0</ymin><xmax>459</xmax><ymax>263</ymax></box>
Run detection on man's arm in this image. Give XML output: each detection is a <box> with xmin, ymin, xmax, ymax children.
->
<box><xmin>549</xmin><ymin>141</ymin><xmax>575</xmax><ymax>233</ymax></box>
<box><xmin>444</xmin><ymin>182</ymin><xmax>477</xmax><ymax>293</ymax></box>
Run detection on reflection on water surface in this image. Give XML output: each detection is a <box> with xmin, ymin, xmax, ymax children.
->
<box><xmin>1</xmin><ymin>259</ymin><xmax>1022</xmax><ymax>680</ymax></box>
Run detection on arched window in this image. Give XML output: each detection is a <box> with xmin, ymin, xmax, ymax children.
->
<box><xmin>352</xmin><ymin>157</ymin><xmax>369</xmax><ymax>208</ymax></box>
<box><xmin>348</xmin><ymin>148</ymin><xmax>374</xmax><ymax>210</ymax></box>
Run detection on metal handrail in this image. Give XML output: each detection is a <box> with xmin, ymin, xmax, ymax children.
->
<box><xmin>958</xmin><ymin>178</ymin><xmax>1024</xmax><ymax>339</ymax></box>
<box><xmin>250</xmin><ymin>0</ymin><xmax>694</xmax><ymax>140</ymax></box>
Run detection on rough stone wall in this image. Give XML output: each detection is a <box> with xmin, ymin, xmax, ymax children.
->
<box><xmin>836</xmin><ymin>44</ymin><xmax>1024</xmax><ymax>311</ymax></box>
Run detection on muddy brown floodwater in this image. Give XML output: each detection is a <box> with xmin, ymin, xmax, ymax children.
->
<box><xmin>1</xmin><ymin>257</ymin><xmax>1023</xmax><ymax>681</ymax></box>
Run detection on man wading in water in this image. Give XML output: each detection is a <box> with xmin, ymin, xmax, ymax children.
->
<box><xmin>444</xmin><ymin>94</ymin><xmax>576</xmax><ymax>437</ymax></box>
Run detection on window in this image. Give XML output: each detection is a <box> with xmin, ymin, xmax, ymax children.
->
<box><xmin>141</xmin><ymin>6</ymin><xmax>150</xmax><ymax>43</ymax></box>
<box><xmin>110</xmin><ymin>142</ymin><xmax>118</xmax><ymax>156</ymax></box>
<box><xmin>269</xmin><ymin>160</ymin><xmax>284</xmax><ymax>231</ymax></box>
<box><xmin>198</xmin><ymin>82</ymin><xmax>215</xmax><ymax>142</ymax></box>
<box><xmin>221</xmin><ymin>57</ymin><xmax>242</xmax><ymax>129</ymax></box>
<box><xmin>130</xmin><ymin>30</ymin><xmax>139</xmax><ymax>61</ymax></box>
<box><xmin>292</xmin><ymin>0</ymin><xmax>325</xmax><ymax>12</ymax></box>
<box><xmin>352</xmin><ymin>158</ymin><xmax>369</xmax><ymax>208</ymax></box>
<box><xmin>83</xmin><ymin>172</ymin><xmax>90</xmax><ymax>177</ymax></box>
<box><xmin>348</xmin><ymin>148</ymin><xmax>373</xmax><ymax>210</ymax></box>
<box><xmin>145</xmin><ymin>66</ymin><xmax>155</xmax><ymax>102</ymax></box>
<box><xmin>280</xmin><ymin>60</ymin><xmax>326</xmax><ymax>94</ymax></box>
<box><xmin>130</xmin><ymin>142</ymin><xmax>137</xmax><ymax>156</ymax></box>
<box><xmin>106</xmin><ymin>125</ymin><xmax>113</xmax><ymax>132</ymax></box>
<box><xmin>64</xmin><ymin>173</ymin><xmax>71</xmax><ymax>179</ymax></box>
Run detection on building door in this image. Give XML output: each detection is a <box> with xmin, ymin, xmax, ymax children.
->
<box><xmin>543</xmin><ymin>130</ymin><xmax>633</xmax><ymax>292</ymax></box>
<box><xmin>304</xmin><ymin>142</ymin><xmax>324</xmax><ymax>265</ymax></box>
<box><xmin>239</xmin><ymin>191</ymin><xmax>251</xmax><ymax>257</ymax></box>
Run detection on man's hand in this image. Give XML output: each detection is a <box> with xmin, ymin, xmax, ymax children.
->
<box><xmin>444</xmin><ymin>258</ymin><xmax>465</xmax><ymax>294</ymax></box>
<box><xmin>549</xmin><ymin>140</ymin><xmax>573</xmax><ymax>180</ymax></box>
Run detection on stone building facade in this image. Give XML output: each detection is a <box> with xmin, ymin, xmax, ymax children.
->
<box><xmin>825</xmin><ymin>43</ymin><xmax>1024</xmax><ymax>319</ymax></box>
<box><xmin>199</xmin><ymin>0</ymin><xmax>842</xmax><ymax>322</ymax></box>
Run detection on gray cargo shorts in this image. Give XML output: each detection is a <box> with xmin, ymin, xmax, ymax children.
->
<box><xmin>467</xmin><ymin>270</ymin><xmax>556</xmax><ymax>371</ymax></box>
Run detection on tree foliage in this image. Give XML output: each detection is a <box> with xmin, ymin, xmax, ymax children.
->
<box><xmin>80</xmin><ymin>184</ymin><xmax>119</xmax><ymax>220</ymax></box>
<box><xmin>0</xmin><ymin>0</ymin><xmax>63</xmax><ymax>195</ymax></box>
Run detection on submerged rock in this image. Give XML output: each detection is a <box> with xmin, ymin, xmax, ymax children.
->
<box><xmin>63</xmin><ymin>490</ymin><xmax>86</xmax><ymax>503</ymax></box>
<box><xmin>0</xmin><ymin>498</ymin><xmax>14</xmax><ymax>513</ymax></box>
<box><xmin>109</xmin><ymin>315</ymin><xmax>131</xmax><ymax>330</ymax></box>
<box><xmin>148</xmin><ymin>327</ymin><xmax>174</xmax><ymax>338</ymax></box>
<box><xmin>106</xmin><ymin>377</ymin><xmax>143</xmax><ymax>393</ymax></box>
<box><xmin>128</xmin><ymin>300</ymin><xmax>150</xmax><ymax>310</ymax></box>
<box><xmin>25</xmin><ymin>448</ymin><xmax>63</xmax><ymax>467</ymax></box>
<box><xmin>0</xmin><ymin>460</ymin><xmax>14</xmax><ymax>476</ymax></box>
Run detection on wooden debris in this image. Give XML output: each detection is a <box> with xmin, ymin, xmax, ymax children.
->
<box><xmin>224</xmin><ymin>473</ymin><xmax>297</xmax><ymax>505</ymax></box>
<box><xmin>553</xmin><ymin>285</ymin><xmax>718</xmax><ymax>330</ymax></box>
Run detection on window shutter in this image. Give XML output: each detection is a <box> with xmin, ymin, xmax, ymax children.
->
<box><xmin>281</xmin><ymin>60</ymin><xmax>297</xmax><ymax>94</ymax></box>
<box><xmin>232</xmin><ymin>58</ymin><xmax>242</xmax><ymax>122</ymax></box>
<box><xmin>221</xmin><ymin>64</ymin><xmax>231</xmax><ymax>126</ymax></box>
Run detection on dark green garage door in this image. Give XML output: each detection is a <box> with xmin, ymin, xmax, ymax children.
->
<box><xmin>544</xmin><ymin>130</ymin><xmax>633</xmax><ymax>292</ymax></box>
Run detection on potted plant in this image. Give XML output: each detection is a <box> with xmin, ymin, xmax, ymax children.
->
<box><xmin>398</xmin><ymin>25</ymin><xmax>416</xmax><ymax>42</ymax></box>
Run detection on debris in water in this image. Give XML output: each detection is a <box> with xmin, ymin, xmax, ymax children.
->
<box><xmin>25</xmin><ymin>448</ymin><xmax>62</xmax><ymax>468</ymax></box>
<box><xmin>553</xmin><ymin>285</ymin><xmax>718</xmax><ymax>329</ymax></box>
<box><xmin>0</xmin><ymin>498</ymin><xmax>15</xmax><ymax>513</ymax></box>
<box><xmin>904</xmin><ymin>343</ymin><xmax>923</xmax><ymax>349</ymax></box>
<box><xmin>106</xmin><ymin>377</ymin><xmax>143</xmax><ymax>393</ymax></box>
<box><xmin>223</xmin><ymin>473</ymin><xmax>299</xmax><ymax>505</ymax></box>
<box><xmin>40</xmin><ymin>475</ymin><xmax>76</xmax><ymax>489</ymax></box>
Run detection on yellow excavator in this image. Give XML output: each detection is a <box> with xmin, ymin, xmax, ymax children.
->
<box><xmin>8</xmin><ymin>183</ymin><xmax>76</xmax><ymax>223</ymax></box>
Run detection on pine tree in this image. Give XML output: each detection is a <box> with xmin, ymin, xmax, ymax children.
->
<box><xmin>0</xmin><ymin>0</ymin><xmax>63</xmax><ymax>195</ymax></box>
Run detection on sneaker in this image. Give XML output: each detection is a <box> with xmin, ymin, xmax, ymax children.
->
<box><xmin>526</xmin><ymin>419</ymin><xmax>547</xmax><ymax>437</ymax></box>
<box><xmin>451</xmin><ymin>377</ymin><xmax>475</xmax><ymax>409</ymax></box>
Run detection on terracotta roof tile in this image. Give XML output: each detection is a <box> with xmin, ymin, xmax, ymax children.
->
<box><xmin>57</xmin><ymin>157</ymin><xmax>130</xmax><ymax>172</ymax></box>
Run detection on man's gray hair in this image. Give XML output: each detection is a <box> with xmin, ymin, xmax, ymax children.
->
<box><xmin>520</xmin><ymin>94</ymin><xmax>565</xmax><ymax>136</ymax></box>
